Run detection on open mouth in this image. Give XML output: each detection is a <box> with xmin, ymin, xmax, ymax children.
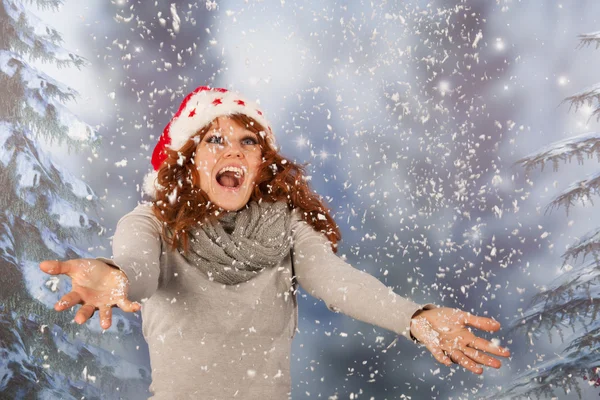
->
<box><xmin>215</xmin><ymin>167</ymin><xmax>245</xmax><ymax>191</ymax></box>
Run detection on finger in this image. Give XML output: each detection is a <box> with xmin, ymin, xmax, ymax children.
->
<box><xmin>464</xmin><ymin>313</ymin><xmax>502</xmax><ymax>333</ymax></box>
<box><xmin>55</xmin><ymin>291</ymin><xmax>82</xmax><ymax>311</ymax></box>
<box><xmin>422</xmin><ymin>342</ymin><xmax>453</xmax><ymax>367</ymax></box>
<box><xmin>462</xmin><ymin>346</ymin><xmax>502</xmax><ymax>369</ymax></box>
<box><xmin>99</xmin><ymin>305</ymin><xmax>112</xmax><ymax>330</ymax></box>
<box><xmin>74</xmin><ymin>304</ymin><xmax>96</xmax><ymax>324</ymax></box>
<box><xmin>468</xmin><ymin>336</ymin><xmax>511</xmax><ymax>358</ymax></box>
<box><xmin>117</xmin><ymin>297</ymin><xmax>142</xmax><ymax>313</ymax></box>
<box><xmin>40</xmin><ymin>260</ymin><xmax>73</xmax><ymax>277</ymax></box>
<box><xmin>447</xmin><ymin>348</ymin><xmax>483</xmax><ymax>374</ymax></box>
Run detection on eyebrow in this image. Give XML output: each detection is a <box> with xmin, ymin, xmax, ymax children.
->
<box><xmin>204</xmin><ymin>130</ymin><xmax>258</xmax><ymax>140</ymax></box>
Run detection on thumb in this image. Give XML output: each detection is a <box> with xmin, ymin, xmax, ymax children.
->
<box><xmin>117</xmin><ymin>297</ymin><xmax>142</xmax><ymax>313</ymax></box>
<box><xmin>40</xmin><ymin>260</ymin><xmax>73</xmax><ymax>277</ymax></box>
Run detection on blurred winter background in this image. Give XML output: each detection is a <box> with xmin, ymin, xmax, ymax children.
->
<box><xmin>3</xmin><ymin>0</ymin><xmax>600</xmax><ymax>398</ymax></box>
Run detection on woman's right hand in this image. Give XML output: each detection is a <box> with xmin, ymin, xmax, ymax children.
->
<box><xmin>39</xmin><ymin>259</ymin><xmax>141</xmax><ymax>330</ymax></box>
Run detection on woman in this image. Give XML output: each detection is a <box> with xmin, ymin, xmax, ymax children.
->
<box><xmin>39</xmin><ymin>86</ymin><xmax>510</xmax><ymax>399</ymax></box>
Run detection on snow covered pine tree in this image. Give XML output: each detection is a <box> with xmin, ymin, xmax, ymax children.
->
<box><xmin>0</xmin><ymin>1</ymin><xmax>150</xmax><ymax>398</ymax></box>
<box><xmin>486</xmin><ymin>31</ymin><xmax>600</xmax><ymax>400</ymax></box>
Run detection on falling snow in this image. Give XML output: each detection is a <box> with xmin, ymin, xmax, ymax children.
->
<box><xmin>6</xmin><ymin>0</ymin><xmax>600</xmax><ymax>399</ymax></box>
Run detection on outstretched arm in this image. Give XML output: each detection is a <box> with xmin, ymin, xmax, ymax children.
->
<box><xmin>290</xmin><ymin>213</ymin><xmax>511</xmax><ymax>374</ymax></box>
<box><xmin>39</xmin><ymin>203</ymin><xmax>163</xmax><ymax>329</ymax></box>
<box><xmin>291</xmin><ymin>213</ymin><xmax>434</xmax><ymax>342</ymax></box>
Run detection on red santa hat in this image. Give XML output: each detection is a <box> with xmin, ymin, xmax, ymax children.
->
<box><xmin>142</xmin><ymin>85</ymin><xmax>276</xmax><ymax>198</ymax></box>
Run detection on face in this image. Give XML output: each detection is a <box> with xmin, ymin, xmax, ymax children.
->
<box><xmin>193</xmin><ymin>116</ymin><xmax>263</xmax><ymax>211</ymax></box>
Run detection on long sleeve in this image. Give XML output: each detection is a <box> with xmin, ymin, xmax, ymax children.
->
<box><xmin>94</xmin><ymin>203</ymin><xmax>163</xmax><ymax>303</ymax></box>
<box><xmin>291</xmin><ymin>212</ymin><xmax>436</xmax><ymax>343</ymax></box>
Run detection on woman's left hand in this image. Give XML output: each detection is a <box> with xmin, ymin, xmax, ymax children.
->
<box><xmin>409</xmin><ymin>307</ymin><xmax>511</xmax><ymax>374</ymax></box>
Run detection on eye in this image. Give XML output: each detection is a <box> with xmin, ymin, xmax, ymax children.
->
<box><xmin>206</xmin><ymin>135</ymin><xmax>224</xmax><ymax>144</ymax></box>
<box><xmin>242</xmin><ymin>136</ymin><xmax>258</xmax><ymax>145</ymax></box>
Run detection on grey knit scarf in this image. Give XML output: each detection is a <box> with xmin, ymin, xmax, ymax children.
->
<box><xmin>181</xmin><ymin>200</ymin><xmax>293</xmax><ymax>285</ymax></box>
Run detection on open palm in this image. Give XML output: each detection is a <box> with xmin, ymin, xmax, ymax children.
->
<box><xmin>410</xmin><ymin>306</ymin><xmax>511</xmax><ymax>374</ymax></box>
<box><xmin>39</xmin><ymin>259</ymin><xmax>140</xmax><ymax>329</ymax></box>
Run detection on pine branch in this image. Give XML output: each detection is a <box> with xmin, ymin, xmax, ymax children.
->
<box><xmin>514</xmin><ymin>132</ymin><xmax>600</xmax><ymax>173</ymax></box>
<box><xmin>562</xmin><ymin>226</ymin><xmax>600</xmax><ymax>266</ymax></box>
<box><xmin>489</xmin><ymin>307</ymin><xmax>600</xmax><ymax>400</ymax></box>
<box><xmin>544</xmin><ymin>170</ymin><xmax>600</xmax><ymax>215</ymax></box>
<box><xmin>0</xmin><ymin>305</ymin><xmax>149</xmax><ymax>399</ymax></box>
<box><xmin>484</xmin><ymin>317</ymin><xmax>600</xmax><ymax>400</ymax></box>
<box><xmin>577</xmin><ymin>31</ymin><xmax>600</xmax><ymax>50</ymax></box>
<box><xmin>481</xmin><ymin>342</ymin><xmax>593</xmax><ymax>400</ymax></box>
<box><xmin>502</xmin><ymin>28</ymin><xmax>600</xmax><ymax>400</ymax></box>
<box><xmin>507</xmin><ymin>261</ymin><xmax>600</xmax><ymax>344</ymax></box>
<box><xmin>563</xmin><ymin>322</ymin><xmax>600</xmax><ymax>355</ymax></box>
<box><xmin>560</xmin><ymin>82</ymin><xmax>600</xmax><ymax>122</ymax></box>
<box><xmin>1</xmin><ymin>50</ymin><xmax>80</xmax><ymax>103</ymax></box>
<box><xmin>1</xmin><ymin>1</ymin><xmax>152</xmax><ymax>397</ymax></box>
<box><xmin>5</xmin><ymin>0</ymin><xmax>87</xmax><ymax>69</ymax></box>
<box><xmin>17</xmin><ymin>0</ymin><xmax>62</xmax><ymax>12</ymax></box>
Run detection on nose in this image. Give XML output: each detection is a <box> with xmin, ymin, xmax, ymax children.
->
<box><xmin>223</xmin><ymin>140</ymin><xmax>244</xmax><ymax>159</ymax></box>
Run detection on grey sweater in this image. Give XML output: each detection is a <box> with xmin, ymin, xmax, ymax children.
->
<box><xmin>96</xmin><ymin>202</ymin><xmax>435</xmax><ymax>399</ymax></box>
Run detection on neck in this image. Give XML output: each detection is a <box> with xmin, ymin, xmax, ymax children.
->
<box><xmin>217</xmin><ymin>208</ymin><xmax>239</xmax><ymax>217</ymax></box>
<box><xmin>217</xmin><ymin>209</ymin><xmax>238</xmax><ymax>234</ymax></box>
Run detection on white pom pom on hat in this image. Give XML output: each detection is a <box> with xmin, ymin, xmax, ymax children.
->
<box><xmin>141</xmin><ymin>85</ymin><xmax>276</xmax><ymax>198</ymax></box>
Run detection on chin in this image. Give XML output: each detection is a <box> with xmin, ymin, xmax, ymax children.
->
<box><xmin>218</xmin><ymin>203</ymin><xmax>247</xmax><ymax>211</ymax></box>
<box><xmin>211</xmin><ymin>194</ymin><xmax>250</xmax><ymax>212</ymax></box>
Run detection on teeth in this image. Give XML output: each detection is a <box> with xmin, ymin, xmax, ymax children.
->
<box><xmin>217</xmin><ymin>166</ymin><xmax>244</xmax><ymax>177</ymax></box>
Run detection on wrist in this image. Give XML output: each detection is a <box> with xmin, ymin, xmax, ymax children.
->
<box><xmin>409</xmin><ymin>309</ymin><xmax>426</xmax><ymax>343</ymax></box>
<box><xmin>409</xmin><ymin>321</ymin><xmax>419</xmax><ymax>342</ymax></box>
<box><xmin>107</xmin><ymin>265</ymin><xmax>129</xmax><ymax>284</ymax></box>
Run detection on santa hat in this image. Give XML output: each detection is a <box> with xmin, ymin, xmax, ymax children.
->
<box><xmin>142</xmin><ymin>85</ymin><xmax>276</xmax><ymax>198</ymax></box>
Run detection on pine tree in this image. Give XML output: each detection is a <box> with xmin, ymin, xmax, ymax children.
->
<box><xmin>484</xmin><ymin>31</ymin><xmax>600</xmax><ymax>400</ymax></box>
<box><xmin>0</xmin><ymin>1</ymin><xmax>150</xmax><ymax>398</ymax></box>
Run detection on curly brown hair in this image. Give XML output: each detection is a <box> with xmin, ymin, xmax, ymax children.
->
<box><xmin>146</xmin><ymin>113</ymin><xmax>341</xmax><ymax>256</ymax></box>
